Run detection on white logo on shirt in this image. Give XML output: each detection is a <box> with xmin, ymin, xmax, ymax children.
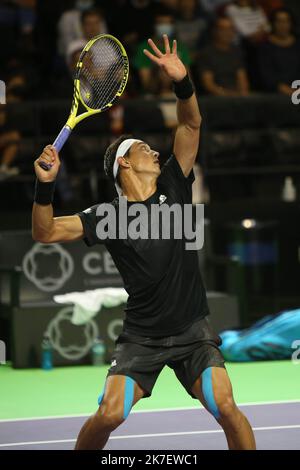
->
<box><xmin>159</xmin><ymin>195</ymin><xmax>167</xmax><ymax>205</ymax></box>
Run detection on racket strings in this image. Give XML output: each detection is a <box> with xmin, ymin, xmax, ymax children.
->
<box><xmin>93</xmin><ymin>60</ymin><xmax>123</xmax><ymax>104</ymax></box>
<box><xmin>79</xmin><ymin>37</ymin><xmax>127</xmax><ymax>110</ymax></box>
<box><xmin>82</xmin><ymin>58</ymin><xmax>123</xmax><ymax>107</ymax></box>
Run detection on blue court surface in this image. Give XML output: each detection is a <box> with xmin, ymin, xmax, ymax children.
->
<box><xmin>0</xmin><ymin>401</ymin><xmax>299</xmax><ymax>450</ymax></box>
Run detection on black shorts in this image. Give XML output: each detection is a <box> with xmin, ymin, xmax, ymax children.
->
<box><xmin>106</xmin><ymin>318</ymin><xmax>225</xmax><ymax>400</ymax></box>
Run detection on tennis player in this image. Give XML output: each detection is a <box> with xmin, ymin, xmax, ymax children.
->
<box><xmin>32</xmin><ymin>35</ymin><xmax>256</xmax><ymax>450</ymax></box>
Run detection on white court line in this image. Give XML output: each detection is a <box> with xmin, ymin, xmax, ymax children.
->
<box><xmin>0</xmin><ymin>399</ymin><xmax>300</xmax><ymax>424</ymax></box>
<box><xmin>0</xmin><ymin>424</ymin><xmax>300</xmax><ymax>448</ymax></box>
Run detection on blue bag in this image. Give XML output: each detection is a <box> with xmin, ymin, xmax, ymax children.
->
<box><xmin>220</xmin><ymin>309</ymin><xmax>300</xmax><ymax>361</ymax></box>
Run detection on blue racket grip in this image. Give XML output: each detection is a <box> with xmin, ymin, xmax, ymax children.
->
<box><xmin>38</xmin><ymin>126</ymin><xmax>72</xmax><ymax>171</ymax></box>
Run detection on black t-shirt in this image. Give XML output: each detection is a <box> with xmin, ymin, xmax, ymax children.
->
<box><xmin>258</xmin><ymin>39</ymin><xmax>300</xmax><ymax>92</ymax></box>
<box><xmin>198</xmin><ymin>44</ymin><xmax>244</xmax><ymax>91</ymax></box>
<box><xmin>78</xmin><ymin>155</ymin><xmax>209</xmax><ymax>338</ymax></box>
<box><xmin>117</xmin><ymin>317</ymin><xmax>220</xmax><ymax>347</ymax></box>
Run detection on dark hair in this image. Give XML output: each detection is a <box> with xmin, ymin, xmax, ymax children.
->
<box><xmin>81</xmin><ymin>7</ymin><xmax>102</xmax><ymax>24</ymax></box>
<box><xmin>270</xmin><ymin>8</ymin><xmax>295</xmax><ymax>33</ymax></box>
<box><xmin>104</xmin><ymin>134</ymin><xmax>133</xmax><ymax>186</ymax></box>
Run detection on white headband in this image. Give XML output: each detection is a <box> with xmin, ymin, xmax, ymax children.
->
<box><xmin>113</xmin><ymin>139</ymin><xmax>142</xmax><ymax>196</ymax></box>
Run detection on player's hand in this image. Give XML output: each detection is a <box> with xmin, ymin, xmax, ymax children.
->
<box><xmin>34</xmin><ymin>145</ymin><xmax>60</xmax><ymax>182</ymax></box>
<box><xmin>143</xmin><ymin>34</ymin><xmax>187</xmax><ymax>83</ymax></box>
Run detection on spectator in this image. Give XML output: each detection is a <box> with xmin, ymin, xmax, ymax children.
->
<box><xmin>225</xmin><ymin>0</ymin><xmax>270</xmax><ymax>43</ymax></box>
<box><xmin>175</xmin><ymin>0</ymin><xmax>208</xmax><ymax>59</ymax></box>
<box><xmin>58</xmin><ymin>4</ymin><xmax>108</xmax><ymax>57</ymax></box>
<box><xmin>197</xmin><ymin>16</ymin><xmax>250</xmax><ymax>96</ymax></box>
<box><xmin>80</xmin><ymin>7</ymin><xmax>107</xmax><ymax>40</ymax></box>
<box><xmin>0</xmin><ymin>107</ymin><xmax>21</xmax><ymax>179</ymax></box>
<box><xmin>133</xmin><ymin>6</ymin><xmax>192</xmax><ymax>93</ymax></box>
<box><xmin>61</xmin><ymin>7</ymin><xmax>107</xmax><ymax>76</ymax></box>
<box><xmin>258</xmin><ymin>8</ymin><xmax>300</xmax><ymax>95</ymax></box>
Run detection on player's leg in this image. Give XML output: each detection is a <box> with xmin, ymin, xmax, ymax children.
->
<box><xmin>191</xmin><ymin>366</ymin><xmax>256</xmax><ymax>450</ymax></box>
<box><xmin>171</xmin><ymin>340</ymin><xmax>256</xmax><ymax>450</ymax></box>
<box><xmin>75</xmin><ymin>374</ymin><xmax>145</xmax><ymax>450</ymax></box>
<box><xmin>75</xmin><ymin>339</ymin><xmax>164</xmax><ymax>450</ymax></box>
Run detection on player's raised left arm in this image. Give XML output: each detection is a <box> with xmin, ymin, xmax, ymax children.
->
<box><xmin>143</xmin><ymin>34</ymin><xmax>202</xmax><ymax>177</ymax></box>
<box><xmin>173</xmin><ymin>83</ymin><xmax>201</xmax><ymax>177</ymax></box>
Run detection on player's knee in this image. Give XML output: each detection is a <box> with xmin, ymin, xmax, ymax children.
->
<box><xmin>216</xmin><ymin>395</ymin><xmax>237</xmax><ymax>421</ymax></box>
<box><xmin>201</xmin><ymin>367</ymin><xmax>240</xmax><ymax>423</ymax></box>
<box><xmin>96</xmin><ymin>400</ymin><xmax>125</xmax><ymax>431</ymax></box>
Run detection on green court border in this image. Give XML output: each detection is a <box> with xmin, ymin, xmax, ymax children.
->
<box><xmin>1</xmin><ymin>361</ymin><xmax>300</xmax><ymax>420</ymax></box>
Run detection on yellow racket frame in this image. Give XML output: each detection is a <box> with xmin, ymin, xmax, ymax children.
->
<box><xmin>67</xmin><ymin>33</ymin><xmax>129</xmax><ymax>130</ymax></box>
<box><xmin>39</xmin><ymin>34</ymin><xmax>129</xmax><ymax>168</ymax></box>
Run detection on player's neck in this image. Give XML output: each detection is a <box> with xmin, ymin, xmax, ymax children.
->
<box><xmin>122</xmin><ymin>174</ymin><xmax>157</xmax><ymax>202</ymax></box>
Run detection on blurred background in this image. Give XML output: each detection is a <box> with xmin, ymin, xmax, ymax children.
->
<box><xmin>1</xmin><ymin>0</ymin><xmax>300</xmax><ymax>368</ymax></box>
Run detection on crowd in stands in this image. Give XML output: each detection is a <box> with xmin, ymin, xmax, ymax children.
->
<box><xmin>1</xmin><ymin>0</ymin><xmax>300</xmax><ymax>180</ymax></box>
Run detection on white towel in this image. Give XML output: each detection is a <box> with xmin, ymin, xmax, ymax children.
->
<box><xmin>54</xmin><ymin>288</ymin><xmax>128</xmax><ymax>325</ymax></box>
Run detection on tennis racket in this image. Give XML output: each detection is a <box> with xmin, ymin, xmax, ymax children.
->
<box><xmin>39</xmin><ymin>34</ymin><xmax>129</xmax><ymax>170</ymax></box>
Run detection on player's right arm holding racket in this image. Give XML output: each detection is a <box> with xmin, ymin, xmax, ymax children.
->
<box><xmin>32</xmin><ymin>145</ymin><xmax>83</xmax><ymax>243</ymax></box>
<box><xmin>32</xmin><ymin>34</ymin><xmax>129</xmax><ymax>242</ymax></box>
